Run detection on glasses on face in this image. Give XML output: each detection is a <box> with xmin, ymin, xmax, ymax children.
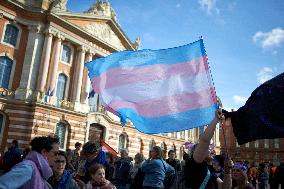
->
<box><xmin>55</xmin><ymin>160</ymin><xmax>66</xmax><ymax>164</ymax></box>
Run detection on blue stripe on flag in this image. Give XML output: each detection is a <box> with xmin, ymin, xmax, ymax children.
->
<box><xmin>117</xmin><ymin>104</ymin><xmax>218</xmax><ymax>134</ymax></box>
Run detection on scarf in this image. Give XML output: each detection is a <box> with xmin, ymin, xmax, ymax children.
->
<box><xmin>49</xmin><ymin>170</ymin><xmax>72</xmax><ymax>189</ymax></box>
<box><xmin>92</xmin><ymin>179</ymin><xmax>114</xmax><ymax>189</ymax></box>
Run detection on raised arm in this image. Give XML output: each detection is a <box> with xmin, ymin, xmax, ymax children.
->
<box><xmin>193</xmin><ymin>111</ymin><xmax>219</xmax><ymax>163</ymax></box>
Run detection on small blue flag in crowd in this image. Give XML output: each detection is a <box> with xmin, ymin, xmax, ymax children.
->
<box><xmin>223</xmin><ymin>72</ymin><xmax>284</xmax><ymax>144</ymax></box>
<box><xmin>85</xmin><ymin>39</ymin><xmax>218</xmax><ymax>134</ymax></box>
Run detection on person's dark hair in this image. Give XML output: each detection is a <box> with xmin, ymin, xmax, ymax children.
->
<box><xmin>134</xmin><ymin>153</ymin><xmax>144</xmax><ymax>164</ymax></box>
<box><xmin>89</xmin><ymin>163</ymin><xmax>105</xmax><ymax>175</ymax></box>
<box><xmin>22</xmin><ymin>147</ymin><xmax>31</xmax><ymax>159</ymax></box>
<box><xmin>57</xmin><ymin>150</ymin><xmax>68</xmax><ymax>168</ymax></box>
<box><xmin>168</xmin><ymin>150</ymin><xmax>175</xmax><ymax>156</ymax></box>
<box><xmin>106</xmin><ymin>152</ymin><xmax>114</xmax><ymax>164</ymax></box>
<box><xmin>12</xmin><ymin>140</ymin><xmax>18</xmax><ymax>147</ymax></box>
<box><xmin>183</xmin><ymin>151</ymin><xmax>189</xmax><ymax>161</ymax></box>
<box><xmin>213</xmin><ymin>155</ymin><xmax>225</xmax><ymax>168</ymax></box>
<box><xmin>82</xmin><ymin>141</ymin><xmax>101</xmax><ymax>154</ymax></box>
<box><xmin>30</xmin><ymin>136</ymin><xmax>59</xmax><ymax>153</ymax></box>
<box><xmin>75</xmin><ymin>142</ymin><xmax>82</xmax><ymax>148</ymax></box>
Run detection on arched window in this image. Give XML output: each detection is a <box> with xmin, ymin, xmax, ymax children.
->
<box><xmin>172</xmin><ymin>132</ymin><xmax>177</xmax><ymax>138</ymax></box>
<box><xmin>3</xmin><ymin>24</ymin><xmax>19</xmax><ymax>47</ymax></box>
<box><xmin>0</xmin><ymin>57</ymin><xmax>13</xmax><ymax>88</ymax></box>
<box><xmin>149</xmin><ymin>139</ymin><xmax>156</xmax><ymax>151</ymax></box>
<box><xmin>149</xmin><ymin>139</ymin><xmax>156</xmax><ymax>158</ymax></box>
<box><xmin>161</xmin><ymin>142</ymin><xmax>167</xmax><ymax>159</ymax></box>
<box><xmin>55</xmin><ymin>122</ymin><xmax>67</xmax><ymax>149</ymax></box>
<box><xmin>61</xmin><ymin>45</ymin><xmax>71</xmax><ymax>63</ymax></box>
<box><xmin>139</xmin><ymin>138</ymin><xmax>144</xmax><ymax>153</ymax></box>
<box><xmin>118</xmin><ymin>133</ymin><xmax>127</xmax><ymax>151</ymax></box>
<box><xmin>56</xmin><ymin>73</ymin><xmax>67</xmax><ymax>100</ymax></box>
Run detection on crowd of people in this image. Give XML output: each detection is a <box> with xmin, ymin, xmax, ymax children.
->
<box><xmin>0</xmin><ymin>111</ymin><xmax>283</xmax><ymax>189</ymax></box>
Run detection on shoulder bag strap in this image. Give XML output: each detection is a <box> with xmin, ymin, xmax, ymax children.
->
<box><xmin>199</xmin><ymin>168</ymin><xmax>211</xmax><ymax>189</ymax></box>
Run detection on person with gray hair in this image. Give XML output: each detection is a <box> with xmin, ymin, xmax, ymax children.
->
<box><xmin>129</xmin><ymin>153</ymin><xmax>145</xmax><ymax>189</ymax></box>
<box><xmin>113</xmin><ymin>148</ymin><xmax>133</xmax><ymax>189</ymax></box>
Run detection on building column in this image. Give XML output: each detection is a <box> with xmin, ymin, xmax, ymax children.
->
<box><xmin>34</xmin><ymin>31</ymin><xmax>53</xmax><ymax>102</ymax></box>
<box><xmin>82</xmin><ymin>52</ymin><xmax>93</xmax><ymax>104</ymax></box>
<box><xmin>48</xmin><ymin>34</ymin><xmax>64</xmax><ymax>95</ymax></box>
<box><xmin>15</xmin><ymin>25</ymin><xmax>45</xmax><ymax>101</ymax></box>
<box><xmin>73</xmin><ymin>46</ymin><xmax>86</xmax><ymax>111</ymax></box>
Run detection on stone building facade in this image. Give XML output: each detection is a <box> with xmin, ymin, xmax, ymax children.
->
<box><xmin>0</xmin><ymin>0</ymin><xmax>220</xmax><ymax>159</ymax></box>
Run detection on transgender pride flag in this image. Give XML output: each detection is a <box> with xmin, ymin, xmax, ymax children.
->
<box><xmin>85</xmin><ymin>39</ymin><xmax>218</xmax><ymax>134</ymax></box>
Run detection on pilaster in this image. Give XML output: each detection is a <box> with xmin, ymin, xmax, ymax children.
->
<box><xmin>15</xmin><ymin>25</ymin><xmax>45</xmax><ymax>101</ymax></box>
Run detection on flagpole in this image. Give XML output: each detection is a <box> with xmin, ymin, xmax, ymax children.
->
<box><xmin>201</xmin><ymin>36</ymin><xmax>229</xmax><ymax>157</ymax></box>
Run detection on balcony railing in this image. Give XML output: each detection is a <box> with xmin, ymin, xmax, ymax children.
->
<box><xmin>0</xmin><ymin>87</ymin><xmax>15</xmax><ymax>98</ymax></box>
<box><xmin>90</xmin><ymin>105</ymin><xmax>106</xmax><ymax>113</ymax></box>
<box><xmin>56</xmin><ymin>99</ymin><xmax>74</xmax><ymax>111</ymax></box>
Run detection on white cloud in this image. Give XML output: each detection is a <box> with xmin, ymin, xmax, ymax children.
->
<box><xmin>233</xmin><ymin>95</ymin><xmax>248</xmax><ymax>105</ymax></box>
<box><xmin>176</xmin><ymin>3</ymin><xmax>181</xmax><ymax>8</ymax></box>
<box><xmin>253</xmin><ymin>28</ymin><xmax>284</xmax><ymax>49</ymax></box>
<box><xmin>257</xmin><ymin>67</ymin><xmax>274</xmax><ymax>84</ymax></box>
<box><xmin>198</xmin><ymin>0</ymin><xmax>219</xmax><ymax>15</ymax></box>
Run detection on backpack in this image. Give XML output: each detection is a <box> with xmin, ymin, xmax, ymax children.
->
<box><xmin>161</xmin><ymin>160</ymin><xmax>176</xmax><ymax>189</ymax></box>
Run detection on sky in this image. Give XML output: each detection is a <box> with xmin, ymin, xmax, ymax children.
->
<box><xmin>67</xmin><ymin>0</ymin><xmax>284</xmax><ymax>110</ymax></box>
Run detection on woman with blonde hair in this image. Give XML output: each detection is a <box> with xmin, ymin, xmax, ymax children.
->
<box><xmin>231</xmin><ymin>163</ymin><xmax>254</xmax><ymax>189</ymax></box>
<box><xmin>141</xmin><ymin>146</ymin><xmax>175</xmax><ymax>189</ymax></box>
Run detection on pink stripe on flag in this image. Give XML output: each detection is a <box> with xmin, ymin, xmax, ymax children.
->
<box><xmin>92</xmin><ymin>56</ymin><xmax>208</xmax><ymax>92</ymax></box>
<box><xmin>108</xmin><ymin>88</ymin><xmax>215</xmax><ymax>117</ymax></box>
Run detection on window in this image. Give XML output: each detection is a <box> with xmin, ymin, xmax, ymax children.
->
<box><xmin>245</xmin><ymin>143</ymin><xmax>249</xmax><ymax>148</ymax></box>
<box><xmin>180</xmin><ymin>131</ymin><xmax>185</xmax><ymax>140</ymax></box>
<box><xmin>264</xmin><ymin>139</ymin><xmax>269</xmax><ymax>148</ymax></box>
<box><xmin>179</xmin><ymin>146</ymin><xmax>184</xmax><ymax>159</ymax></box>
<box><xmin>61</xmin><ymin>45</ymin><xmax>71</xmax><ymax>63</ymax></box>
<box><xmin>149</xmin><ymin>139</ymin><xmax>156</xmax><ymax>151</ymax></box>
<box><xmin>56</xmin><ymin>74</ymin><xmax>67</xmax><ymax>100</ymax></box>
<box><xmin>139</xmin><ymin>138</ymin><xmax>143</xmax><ymax>153</ymax></box>
<box><xmin>0</xmin><ymin>57</ymin><xmax>13</xmax><ymax>88</ymax></box>
<box><xmin>254</xmin><ymin>140</ymin><xmax>259</xmax><ymax>148</ymax></box>
<box><xmin>172</xmin><ymin>132</ymin><xmax>177</xmax><ymax>138</ymax></box>
<box><xmin>274</xmin><ymin>138</ymin><xmax>280</xmax><ymax>149</ymax></box>
<box><xmin>118</xmin><ymin>133</ymin><xmax>127</xmax><ymax>151</ymax></box>
<box><xmin>0</xmin><ymin>113</ymin><xmax>4</xmax><ymax>134</ymax></box>
<box><xmin>55</xmin><ymin>122</ymin><xmax>67</xmax><ymax>149</ymax></box>
<box><xmin>3</xmin><ymin>24</ymin><xmax>19</xmax><ymax>47</ymax></box>
<box><xmin>236</xmin><ymin>140</ymin><xmax>240</xmax><ymax>147</ymax></box>
<box><xmin>161</xmin><ymin>142</ymin><xmax>167</xmax><ymax>159</ymax></box>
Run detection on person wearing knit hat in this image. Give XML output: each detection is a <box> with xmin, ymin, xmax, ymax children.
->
<box><xmin>232</xmin><ymin>162</ymin><xmax>254</xmax><ymax>189</ymax></box>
